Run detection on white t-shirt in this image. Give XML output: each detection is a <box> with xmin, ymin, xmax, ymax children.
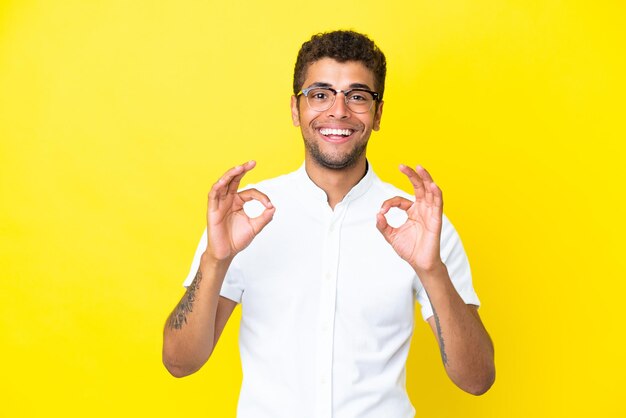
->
<box><xmin>184</xmin><ymin>163</ymin><xmax>480</xmax><ymax>418</ymax></box>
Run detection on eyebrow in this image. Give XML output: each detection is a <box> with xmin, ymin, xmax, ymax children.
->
<box><xmin>305</xmin><ymin>82</ymin><xmax>374</xmax><ymax>90</ymax></box>
<box><xmin>306</xmin><ymin>82</ymin><xmax>333</xmax><ymax>89</ymax></box>
<box><xmin>349</xmin><ymin>83</ymin><xmax>373</xmax><ymax>90</ymax></box>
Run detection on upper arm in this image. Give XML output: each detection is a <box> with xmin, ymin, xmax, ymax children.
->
<box><xmin>213</xmin><ymin>296</ymin><xmax>238</xmax><ymax>350</ymax></box>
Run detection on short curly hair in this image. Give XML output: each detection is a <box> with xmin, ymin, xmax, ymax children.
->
<box><xmin>293</xmin><ymin>30</ymin><xmax>387</xmax><ymax>99</ymax></box>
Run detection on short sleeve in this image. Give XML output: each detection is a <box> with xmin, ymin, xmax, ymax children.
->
<box><xmin>182</xmin><ymin>229</ymin><xmax>245</xmax><ymax>303</ymax></box>
<box><xmin>415</xmin><ymin>215</ymin><xmax>481</xmax><ymax>320</ymax></box>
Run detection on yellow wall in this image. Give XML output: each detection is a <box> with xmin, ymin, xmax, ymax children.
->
<box><xmin>1</xmin><ymin>0</ymin><xmax>624</xmax><ymax>416</ymax></box>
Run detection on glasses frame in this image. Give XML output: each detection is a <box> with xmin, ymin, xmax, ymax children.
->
<box><xmin>298</xmin><ymin>86</ymin><xmax>381</xmax><ymax>114</ymax></box>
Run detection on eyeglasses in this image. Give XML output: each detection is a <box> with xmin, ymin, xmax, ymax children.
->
<box><xmin>298</xmin><ymin>87</ymin><xmax>380</xmax><ymax>114</ymax></box>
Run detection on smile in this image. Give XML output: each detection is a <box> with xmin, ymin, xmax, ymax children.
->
<box><xmin>319</xmin><ymin>128</ymin><xmax>354</xmax><ymax>137</ymax></box>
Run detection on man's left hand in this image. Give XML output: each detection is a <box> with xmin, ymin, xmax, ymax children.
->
<box><xmin>376</xmin><ymin>164</ymin><xmax>445</xmax><ymax>274</ymax></box>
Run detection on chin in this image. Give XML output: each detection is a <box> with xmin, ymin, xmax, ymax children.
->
<box><xmin>306</xmin><ymin>140</ymin><xmax>368</xmax><ymax>170</ymax></box>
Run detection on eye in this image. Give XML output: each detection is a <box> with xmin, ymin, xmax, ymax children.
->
<box><xmin>347</xmin><ymin>91</ymin><xmax>371</xmax><ymax>102</ymax></box>
<box><xmin>308</xmin><ymin>88</ymin><xmax>331</xmax><ymax>101</ymax></box>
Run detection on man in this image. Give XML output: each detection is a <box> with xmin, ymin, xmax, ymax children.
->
<box><xmin>163</xmin><ymin>30</ymin><xmax>495</xmax><ymax>417</ymax></box>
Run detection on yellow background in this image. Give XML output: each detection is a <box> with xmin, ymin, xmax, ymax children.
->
<box><xmin>1</xmin><ymin>0</ymin><xmax>624</xmax><ymax>416</ymax></box>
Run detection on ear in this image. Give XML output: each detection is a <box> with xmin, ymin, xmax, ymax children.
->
<box><xmin>373</xmin><ymin>100</ymin><xmax>384</xmax><ymax>131</ymax></box>
<box><xmin>290</xmin><ymin>95</ymin><xmax>300</xmax><ymax>127</ymax></box>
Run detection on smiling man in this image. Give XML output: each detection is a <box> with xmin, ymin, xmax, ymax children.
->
<box><xmin>293</xmin><ymin>58</ymin><xmax>381</xmax><ymax>170</ymax></box>
<box><xmin>163</xmin><ymin>30</ymin><xmax>495</xmax><ymax>418</ymax></box>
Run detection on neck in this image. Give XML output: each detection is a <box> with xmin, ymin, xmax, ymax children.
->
<box><xmin>304</xmin><ymin>157</ymin><xmax>368</xmax><ymax>209</ymax></box>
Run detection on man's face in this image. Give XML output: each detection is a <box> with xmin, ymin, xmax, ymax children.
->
<box><xmin>291</xmin><ymin>58</ymin><xmax>384</xmax><ymax>170</ymax></box>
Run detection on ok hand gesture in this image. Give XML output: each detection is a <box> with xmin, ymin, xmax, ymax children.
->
<box><xmin>376</xmin><ymin>165</ymin><xmax>444</xmax><ymax>274</ymax></box>
<box><xmin>206</xmin><ymin>161</ymin><xmax>275</xmax><ymax>262</ymax></box>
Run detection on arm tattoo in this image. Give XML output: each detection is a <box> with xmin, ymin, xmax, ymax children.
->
<box><xmin>168</xmin><ymin>269</ymin><xmax>202</xmax><ymax>330</ymax></box>
<box><xmin>432</xmin><ymin>305</ymin><xmax>448</xmax><ymax>366</ymax></box>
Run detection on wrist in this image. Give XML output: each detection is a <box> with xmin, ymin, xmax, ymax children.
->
<box><xmin>200</xmin><ymin>251</ymin><xmax>233</xmax><ymax>273</ymax></box>
<box><xmin>413</xmin><ymin>260</ymin><xmax>448</xmax><ymax>285</ymax></box>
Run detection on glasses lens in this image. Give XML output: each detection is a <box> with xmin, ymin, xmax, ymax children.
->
<box><xmin>345</xmin><ymin>90</ymin><xmax>375</xmax><ymax>113</ymax></box>
<box><xmin>304</xmin><ymin>88</ymin><xmax>376</xmax><ymax>113</ymax></box>
<box><xmin>306</xmin><ymin>88</ymin><xmax>334</xmax><ymax>111</ymax></box>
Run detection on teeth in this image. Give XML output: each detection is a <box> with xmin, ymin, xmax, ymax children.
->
<box><xmin>320</xmin><ymin>128</ymin><xmax>353</xmax><ymax>136</ymax></box>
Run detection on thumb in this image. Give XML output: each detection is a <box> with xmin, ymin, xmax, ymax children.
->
<box><xmin>376</xmin><ymin>211</ymin><xmax>394</xmax><ymax>244</ymax></box>
<box><xmin>249</xmin><ymin>204</ymin><xmax>276</xmax><ymax>234</ymax></box>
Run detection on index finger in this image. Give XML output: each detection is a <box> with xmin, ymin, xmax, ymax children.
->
<box><xmin>226</xmin><ymin>160</ymin><xmax>257</xmax><ymax>194</ymax></box>
<box><xmin>399</xmin><ymin>164</ymin><xmax>425</xmax><ymax>199</ymax></box>
<box><xmin>212</xmin><ymin>160</ymin><xmax>256</xmax><ymax>198</ymax></box>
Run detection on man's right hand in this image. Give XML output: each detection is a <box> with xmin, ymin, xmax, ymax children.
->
<box><xmin>206</xmin><ymin>160</ymin><xmax>275</xmax><ymax>261</ymax></box>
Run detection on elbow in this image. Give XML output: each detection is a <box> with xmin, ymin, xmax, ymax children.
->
<box><xmin>464</xmin><ymin>366</ymin><xmax>496</xmax><ymax>396</ymax></box>
<box><xmin>162</xmin><ymin>334</ymin><xmax>214</xmax><ymax>378</ymax></box>
<box><xmin>163</xmin><ymin>361</ymin><xmax>194</xmax><ymax>378</ymax></box>
<box><xmin>462</xmin><ymin>339</ymin><xmax>496</xmax><ymax>396</ymax></box>
<box><xmin>163</xmin><ymin>358</ymin><xmax>200</xmax><ymax>378</ymax></box>
<box><xmin>448</xmin><ymin>356</ymin><xmax>496</xmax><ymax>396</ymax></box>
<box><xmin>165</xmin><ymin>366</ymin><xmax>187</xmax><ymax>378</ymax></box>
<box><xmin>162</xmin><ymin>355</ymin><xmax>198</xmax><ymax>378</ymax></box>
<box><xmin>162</xmin><ymin>348</ymin><xmax>209</xmax><ymax>378</ymax></box>
<box><xmin>466</xmin><ymin>378</ymin><xmax>495</xmax><ymax>396</ymax></box>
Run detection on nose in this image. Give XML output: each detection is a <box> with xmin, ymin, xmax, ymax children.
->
<box><xmin>327</xmin><ymin>92</ymin><xmax>350</xmax><ymax>119</ymax></box>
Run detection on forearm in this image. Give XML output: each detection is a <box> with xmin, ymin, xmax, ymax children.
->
<box><xmin>421</xmin><ymin>264</ymin><xmax>495</xmax><ymax>395</ymax></box>
<box><xmin>162</xmin><ymin>253</ymin><xmax>231</xmax><ymax>377</ymax></box>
